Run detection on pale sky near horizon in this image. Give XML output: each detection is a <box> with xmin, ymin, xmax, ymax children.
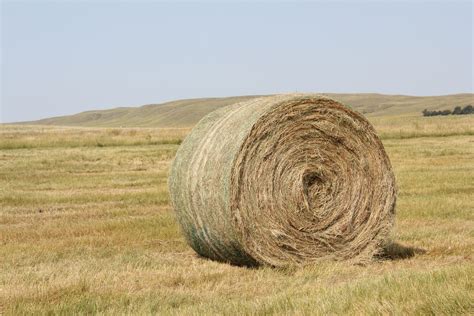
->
<box><xmin>1</xmin><ymin>1</ymin><xmax>473</xmax><ymax>123</ymax></box>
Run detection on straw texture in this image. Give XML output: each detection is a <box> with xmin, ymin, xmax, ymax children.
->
<box><xmin>169</xmin><ymin>94</ymin><xmax>396</xmax><ymax>267</ymax></box>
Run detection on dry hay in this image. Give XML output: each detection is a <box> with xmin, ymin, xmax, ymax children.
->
<box><xmin>169</xmin><ymin>94</ymin><xmax>396</xmax><ymax>267</ymax></box>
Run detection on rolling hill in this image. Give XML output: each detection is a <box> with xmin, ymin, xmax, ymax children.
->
<box><xmin>20</xmin><ymin>93</ymin><xmax>473</xmax><ymax>128</ymax></box>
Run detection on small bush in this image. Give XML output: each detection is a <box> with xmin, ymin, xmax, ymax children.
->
<box><xmin>461</xmin><ymin>105</ymin><xmax>473</xmax><ymax>115</ymax></box>
<box><xmin>453</xmin><ymin>106</ymin><xmax>462</xmax><ymax>115</ymax></box>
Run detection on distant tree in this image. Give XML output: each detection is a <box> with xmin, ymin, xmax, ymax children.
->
<box><xmin>453</xmin><ymin>106</ymin><xmax>462</xmax><ymax>115</ymax></box>
<box><xmin>441</xmin><ymin>110</ymin><xmax>451</xmax><ymax>115</ymax></box>
<box><xmin>421</xmin><ymin>104</ymin><xmax>474</xmax><ymax>116</ymax></box>
<box><xmin>461</xmin><ymin>105</ymin><xmax>473</xmax><ymax>115</ymax></box>
<box><xmin>422</xmin><ymin>105</ymin><xmax>473</xmax><ymax>117</ymax></box>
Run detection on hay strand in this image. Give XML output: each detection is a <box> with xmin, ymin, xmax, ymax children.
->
<box><xmin>169</xmin><ymin>94</ymin><xmax>396</xmax><ymax>267</ymax></box>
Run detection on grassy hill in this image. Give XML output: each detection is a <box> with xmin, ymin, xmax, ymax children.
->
<box><xmin>20</xmin><ymin>93</ymin><xmax>473</xmax><ymax>128</ymax></box>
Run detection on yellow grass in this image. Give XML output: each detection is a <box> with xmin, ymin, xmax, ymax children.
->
<box><xmin>1</xmin><ymin>114</ymin><xmax>473</xmax><ymax>314</ymax></box>
<box><xmin>0</xmin><ymin>125</ymin><xmax>190</xmax><ymax>149</ymax></box>
<box><xmin>370</xmin><ymin>114</ymin><xmax>474</xmax><ymax>139</ymax></box>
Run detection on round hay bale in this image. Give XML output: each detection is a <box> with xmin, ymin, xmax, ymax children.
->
<box><xmin>169</xmin><ymin>94</ymin><xmax>396</xmax><ymax>267</ymax></box>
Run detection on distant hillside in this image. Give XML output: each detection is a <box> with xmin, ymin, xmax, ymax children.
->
<box><xmin>20</xmin><ymin>93</ymin><xmax>473</xmax><ymax>128</ymax></box>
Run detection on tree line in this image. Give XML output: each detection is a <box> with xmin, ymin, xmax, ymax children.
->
<box><xmin>422</xmin><ymin>105</ymin><xmax>473</xmax><ymax>117</ymax></box>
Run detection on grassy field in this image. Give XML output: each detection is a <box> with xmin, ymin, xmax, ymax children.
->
<box><xmin>1</xmin><ymin>114</ymin><xmax>473</xmax><ymax>314</ymax></box>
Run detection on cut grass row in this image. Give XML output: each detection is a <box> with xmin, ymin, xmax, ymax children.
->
<box><xmin>2</xmin><ymin>114</ymin><xmax>473</xmax><ymax>149</ymax></box>
<box><xmin>0</xmin><ymin>125</ymin><xmax>189</xmax><ymax>149</ymax></box>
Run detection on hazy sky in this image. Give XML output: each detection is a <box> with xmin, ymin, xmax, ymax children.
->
<box><xmin>1</xmin><ymin>1</ymin><xmax>472</xmax><ymax>123</ymax></box>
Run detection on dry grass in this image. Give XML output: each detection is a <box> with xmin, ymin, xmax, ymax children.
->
<box><xmin>1</xmin><ymin>114</ymin><xmax>473</xmax><ymax>314</ymax></box>
<box><xmin>0</xmin><ymin>125</ymin><xmax>190</xmax><ymax>149</ymax></box>
<box><xmin>370</xmin><ymin>114</ymin><xmax>474</xmax><ymax>139</ymax></box>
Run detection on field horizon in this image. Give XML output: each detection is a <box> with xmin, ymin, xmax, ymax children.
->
<box><xmin>10</xmin><ymin>92</ymin><xmax>474</xmax><ymax>128</ymax></box>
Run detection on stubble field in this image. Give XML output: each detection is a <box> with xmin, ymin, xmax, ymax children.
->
<box><xmin>1</xmin><ymin>114</ymin><xmax>473</xmax><ymax>314</ymax></box>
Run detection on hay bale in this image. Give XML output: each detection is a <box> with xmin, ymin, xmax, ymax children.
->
<box><xmin>169</xmin><ymin>94</ymin><xmax>396</xmax><ymax>267</ymax></box>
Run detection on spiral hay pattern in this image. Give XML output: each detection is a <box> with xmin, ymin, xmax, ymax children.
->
<box><xmin>169</xmin><ymin>94</ymin><xmax>396</xmax><ymax>267</ymax></box>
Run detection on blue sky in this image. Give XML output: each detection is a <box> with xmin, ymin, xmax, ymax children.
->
<box><xmin>1</xmin><ymin>1</ymin><xmax>472</xmax><ymax>122</ymax></box>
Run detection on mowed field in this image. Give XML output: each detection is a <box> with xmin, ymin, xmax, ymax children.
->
<box><xmin>1</xmin><ymin>114</ymin><xmax>473</xmax><ymax>314</ymax></box>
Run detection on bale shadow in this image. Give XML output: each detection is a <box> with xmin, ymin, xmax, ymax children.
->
<box><xmin>378</xmin><ymin>241</ymin><xmax>426</xmax><ymax>260</ymax></box>
<box><xmin>196</xmin><ymin>241</ymin><xmax>426</xmax><ymax>267</ymax></box>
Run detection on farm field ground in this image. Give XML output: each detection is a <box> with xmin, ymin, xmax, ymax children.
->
<box><xmin>1</xmin><ymin>113</ymin><xmax>473</xmax><ymax>314</ymax></box>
